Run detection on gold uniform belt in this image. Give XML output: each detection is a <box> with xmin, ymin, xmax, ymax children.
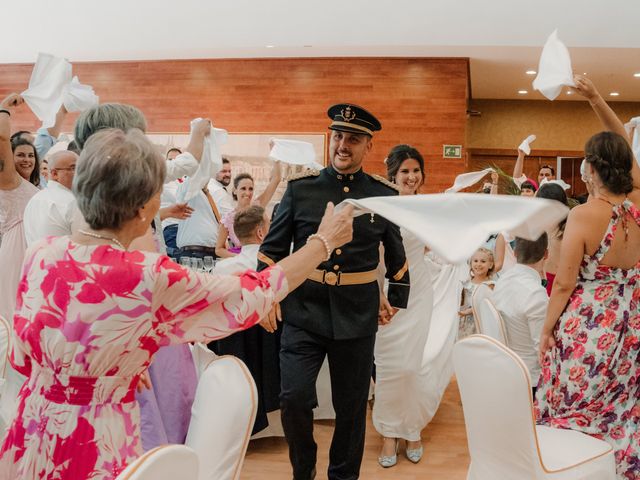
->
<box><xmin>307</xmin><ymin>269</ymin><xmax>378</xmax><ymax>286</ymax></box>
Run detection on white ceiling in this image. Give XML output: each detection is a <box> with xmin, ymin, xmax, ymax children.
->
<box><xmin>4</xmin><ymin>0</ymin><xmax>640</xmax><ymax>101</ymax></box>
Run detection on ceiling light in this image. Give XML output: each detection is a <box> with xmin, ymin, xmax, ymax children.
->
<box><xmin>634</xmin><ymin>72</ymin><xmax>640</xmax><ymax>78</ymax></box>
<box><xmin>265</xmin><ymin>45</ymin><xmax>275</xmax><ymax>48</ymax></box>
<box><xmin>609</xmin><ymin>92</ymin><xmax>620</xmax><ymax>97</ymax></box>
<box><xmin>583</xmin><ymin>72</ymin><xmax>587</xmax><ymax>75</ymax></box>
<box><xmin>566</xmin><ymin>90</ymin><xmax>573</xmax><ymax>95</ymax></box>
<box><xmin>518</xmin><ymin>90</ymin><xmax>528</xmax><ymax>95</ymax></box>
<box><xmin>525</xmin><ymin>70</ymin><xmax>537</xmax><ymax>75</ymax></box>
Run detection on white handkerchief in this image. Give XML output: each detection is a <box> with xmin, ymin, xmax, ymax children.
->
<box><xmin>178</xmin><ymin>121</ymin><xmax>228</xmax><ymax>203</ymax></box>
<box><xmin>269</xmin><ymin>139</ymin><xmax>318</xmax><ymax>168</ymax></box>
<box><xmin>340</xmin><ymin>193</ymin><xmax>568</xmax><ymax>263</ymax></box>
<box><xmin>540</xmin><ymin>177</ymin><xmax>571</xmax><ymax>191</ymax></box>
<box><xmin>626</xmin><ymin>116</ymin><xmax>640</xmax><ymax>162</ymax></box>
<box><xmin>21</xmin><ymin>53</ymin><xmax>72</xmax><ymax>128</ymax></box>
<box><xmin>532</xmin><ymin>30</ymin><xmax>576</xmax><ymax>101</ymax></box>
<box><xmin>518</xmin><ymin>134</ymin><xmax>537</xmax><ymax>155</ymax></box>
<box><xmin>62</xmin><ymin>76</ymin><xmax>99</xmax><ymax>112</ymax></box>
<box><xmin>445</xmin><ymin>168</ymin><xmax>494</xmax><ymax>193</ymax></box>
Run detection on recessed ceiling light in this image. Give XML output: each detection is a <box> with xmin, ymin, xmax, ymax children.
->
<box><xmin>583</xmin><ymin>72</ymin><xmax>587</xmax><ymax>75</ymax></box>
<box><xmin>609</xmin><ymin>92</ymin><xmax>620</xmax><ymax>97</ymax></box>
<box><xmin>265</xmin><ymin>45</ymin><xmax>275</xmax><ymax>48</ymax></box>
<box><xmin>634</xmin><ymin>72</ymin><xmax>640</xmax><ymax>78</ymax></box>
<box><xmin>525</xmin><ymin>70</ymin><xmax>537</xmax><ymax>75</ymax></box>
<box><xmin>566</xmin><ymin>90</ymin><xmax>573</xmax><ymax>95</ymax></box>
<box><xmin>518</xmin><ymin>90</ymin><xmax>528</xmax><ymax>95</ymax></box>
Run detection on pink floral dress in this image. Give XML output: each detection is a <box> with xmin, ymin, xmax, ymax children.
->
<box><xmin>0</xmin><ymin>236</ymin><xmax>288</xmax><ymax>479</ymax></box>
<box><xmin>535</xmin><ymin>200</ymin><xmax>640</xmax><ymax>479</ymax></box>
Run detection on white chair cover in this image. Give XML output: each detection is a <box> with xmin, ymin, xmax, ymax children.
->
<box><xmin>470</xmin><ymin>284</ymin><xmax>492</xmax><ymax>333</ymax></box>
<box><xmin>189</xmin><ymin>342</ymin><xmax>218</xmax><ymax>379</ymax></box>
<box><xmin>477</xmin><ymin>299</ymin><xmax>508</xmax><ymax>345</ymax></box>
<box><xmin>116</xmin><ymin>445</ymin><xmax>199</xmax><ymax>480</ymax></box>
<box><xmin>186</xmin><ymin>356</ymin><xmax>257</xmax><ymax>480</ymax></box>
<box><xmin>453</xmin><ymin>335</ymin><xmax>616</xmax><ymax>479</ymax></box>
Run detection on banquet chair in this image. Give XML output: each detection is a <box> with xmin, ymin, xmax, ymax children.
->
<box><xmin>116</xmin><ymin>445</ymin><xmax>199</xmax><ymax>480</ymax></box>
<box><xmin>453</xmin><ymin>335</ymin><xmax>616</xmax><ymax>479</ymax></box>
<box><xmin>470</xmin><ymin>283</ymin><xmax>492</xmax><ymax>333</ymax></box>
<box><xmin>186</xmin><ymin>355</ymin><xmax>257</xmax><ymax>480</ymax></box>
<box><xmin>190</xmin><ymin>342</ymin><xmax>218</xmax><ymax>379</ymax></box>
<box><xmin>476</xmin><ymin>298</ymin><xmax>508</xmax><ymax>345</ymax></box>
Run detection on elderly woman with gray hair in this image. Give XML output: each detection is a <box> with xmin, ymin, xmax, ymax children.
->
<box><xmin>0</xmin><ymin>127</ymin><xmax>353</xmax><ymax>479</ymax></box>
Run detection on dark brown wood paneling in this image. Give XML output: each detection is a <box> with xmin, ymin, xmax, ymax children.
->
<box><xmin>1</xmin><ymin>57</ymin><xmax>469</xmax><ymax>192</ymax></box>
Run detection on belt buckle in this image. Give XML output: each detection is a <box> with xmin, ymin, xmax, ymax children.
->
<box><xmin>324</xmin><ymin>271</ymin><xmax>340</xmax><ymax>286</ymax></box>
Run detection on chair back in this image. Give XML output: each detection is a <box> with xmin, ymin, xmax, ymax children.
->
<box><xmin>477</xmin><ymin>298</ymin><xmax>508</xmax><ymax>345</ymax></box>
<box><xmin>470</xmin><ymin>283</ymin><xmax>492</xmax><ymax>332</ymax></box>
<box><xmin>453</xmin><ymin>335</ymin><xmax>540</xmax><ymax>478</ymax></box>
<box><xmin>116</xmin><ymin>445</ymin><xmax>198</xmax><ymax>480</ymax></box>
<box><xmin>186</xmin><ymin>355</ymin><xmax>257</xmax><ymax>480</ymax></box>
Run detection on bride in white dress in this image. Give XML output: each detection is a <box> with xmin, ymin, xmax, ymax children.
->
<box><xmin>373</xmin><ymin>145</ymin><xmax>434</xmax><ymax>467</ymax></box>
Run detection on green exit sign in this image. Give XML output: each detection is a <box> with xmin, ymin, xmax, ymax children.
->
<box><xmin>443</xmin><ymin>145</ymin><xmax>462</xmax><ymax>158</ymax></box>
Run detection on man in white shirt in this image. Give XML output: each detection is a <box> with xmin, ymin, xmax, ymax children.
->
<box><xmin>214</xmin><ymin>205</ymin><xmax>267</xmax><ymax>275</ymax></box>
<box><xmin>176</xmin><ymin>158</ymin><xmax>233</xmax><ymax>259</ymax></box>
<box><xmin>23</xmin><ymin>150</ymin><xmax>78</xmax><ymax>245</ymax></box>
<box><xmin>492</xmin><ymin>233</ymin><xmax>549</xmax><ymax>395</ymax></box>
<box><xmin>161</xmin><ymin>147</ymin><xmax>188</xmax><ymax>256</ymax></box>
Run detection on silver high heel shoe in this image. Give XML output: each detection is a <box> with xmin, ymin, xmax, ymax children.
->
<box><xmin>405</xmin><ymin>442</ymin><xmax>424</xmax><ymax>463</ymax></box>
<box><xmin>377</xmin><ymin>438</ymin><xmax>399</xmax><ymax>468</ymax></box>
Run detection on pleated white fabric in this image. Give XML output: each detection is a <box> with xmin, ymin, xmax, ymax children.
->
<box><xmin>373</xmin><ymin>229</ymin><xmax>434</xmax><ymax>441</ymax></box>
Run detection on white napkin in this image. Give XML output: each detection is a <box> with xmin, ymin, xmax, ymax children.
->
<box><xmin>445</xmin><ymin>168</ymin><xmax>494</xmax><ymax>193</ymax></box>
<box><xmin>518</xmin><ymin>134</ymin><xmax>537</xmax><ymax>155</ymax></box>
<box><xmin>269</xmin><ymin>139</ymin><xmax>318</xmax><ymax>169</ymax></box>
<box><xmin>532</xmin><ymin>30</ymin><xmax>576</xmax><ymax>101</ymax></box>
<box><xmin>62</xmin><ymin>76</ymin><xmax>99</xmax><ymax>112</ymax></box>
<box><xmin>178</xmin><ymin>121</ymin><xmax>228</xmax><ymax>203</ymax></box>
<box><xmin>625</xmin><ymin>116</ymin><xmax>640</xmax><ymax>162</ymax></box>
<box><xmin>340</xmin><ymin>193</ymin><xmax>569</xmax><ymax>263</ymax></box>
<box><xmin>540</xmin><ymin>177</ymin><xmax>571</xmax><ymax>191</ymax></box>
<box><xmin>21</xmin><ymin>53</ymin><xmax>72</xmax><ymax>128</ymax></box>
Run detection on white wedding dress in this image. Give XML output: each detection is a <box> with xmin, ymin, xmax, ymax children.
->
<box><xmin>373</xmin><ymin>229</ymin><xmax>434</xmax><ymax>441</ymax></box>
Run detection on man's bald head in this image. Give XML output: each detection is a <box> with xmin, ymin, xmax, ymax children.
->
<box><xmin>48</xmin><ymin>151</ymin><xmax>78</xmax><ymax>190</ymax></box>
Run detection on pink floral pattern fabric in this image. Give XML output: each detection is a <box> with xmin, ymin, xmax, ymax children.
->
<box><xmin>0</xmin><ymin>237</ymin><xmax>287</xmax><ymax>479</ymax></box>
<box><xmin>536</xmin><ymin>200</ymin><xmax>640</xmax><ymax>479</ymax></box>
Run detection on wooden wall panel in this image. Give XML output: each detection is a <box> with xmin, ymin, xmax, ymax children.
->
<box><xmin>0</xmin><ymin>57</ymin><xmax>469</xmax><ymax>193</ymax></box>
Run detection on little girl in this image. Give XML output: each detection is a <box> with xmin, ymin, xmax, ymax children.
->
<box><xmin>458</xmin><ymin>247</ymin><xmax>496</xmax><ymax>339</ymax></box>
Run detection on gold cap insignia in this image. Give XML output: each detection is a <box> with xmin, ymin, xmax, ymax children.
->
<box><xmin>341</xmin><ymin>106</ymin><xmax>357</xmax><ymax>122</ymax></box>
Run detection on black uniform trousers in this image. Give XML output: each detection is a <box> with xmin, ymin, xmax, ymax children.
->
<box><xmin>280</xmin><ymin>323</ymin><xmax>375</xmax><ymax>480</ymax></box>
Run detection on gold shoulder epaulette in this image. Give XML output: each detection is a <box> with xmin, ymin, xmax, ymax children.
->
<box><xmin>371</xmin><ymin>174</ymin><xmax>400</xmax><ymax>192</ymax></box>
<box><xmin>287</xmin><ymin>169</ymin><xmax>320</xmax><ymax>182</ymax></box>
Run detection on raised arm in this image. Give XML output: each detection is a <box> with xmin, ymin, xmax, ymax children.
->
<box><xmin>572</xmin><ymin>75</ymin><xmax>640</xmax><ymax>189</ymax></box>
<box><xmin>184</xmin><ymin>118</ymin><xmax>211</xmax><ymax>163</ymax></box>
<box><xmin>513</xmin><ymin>149</ymin><xmax>526</xmax><ymax>181</ymax></box>
<box><xmin>0</xmin><ymin>93</ymin><xmax>24</xmax><ymax>188</ymax></box>
<box><xmin>254</xmin><ymin>160</ymin><xmax>282</xmax><ymax>207</ymax></box>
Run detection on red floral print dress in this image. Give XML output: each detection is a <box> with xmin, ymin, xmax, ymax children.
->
<box><xmin>0</xmin><ymin>237</ymin><xmax>288</xmax><ymax>479</ymax></box>
<box><xmin>536</xmin><ymin>200</ymin><xmax>640</xmax><ymax>479</ymax></box>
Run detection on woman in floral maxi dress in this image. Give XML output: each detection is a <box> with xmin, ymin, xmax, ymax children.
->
<box><xmin>0</xmin><ymin>127</ymin><xmax>353</xmax><ymax>480</ymax></box>
<box><xmin>536</xmin><ymin>76</ymin><xmax>640</xmax><ymax>479</ymax></box>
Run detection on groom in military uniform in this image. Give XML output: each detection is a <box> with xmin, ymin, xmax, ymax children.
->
<box><xmin>257</xmin><ymin>104</ymin><xmax>410</xmax><ymax>480</ymax></box>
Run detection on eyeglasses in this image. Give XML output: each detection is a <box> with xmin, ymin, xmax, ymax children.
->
<box><xmin>54</xmin><ymin>165</ymin><xmax>76</xmax><ymax>172</ymax></box>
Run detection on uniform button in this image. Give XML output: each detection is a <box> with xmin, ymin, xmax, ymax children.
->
<box><xmin>337</xmin><ymin>174</ymin><xmax>343</xmax><ymax>180</ymax></box>
<box><xmin>343</xmin><ymin>186</ymin><xmax>350</xmax><ymax>193</ymax></box>
<box><xmin>349</xmin><ymin>175</ymin><xmax>354</xmax><ymax>180</ymax></box>
<box><xmin>333</xmin><ymin>265</ymin><xmax>340</xmax><ymax>271</ymax></box>
<box><xmin>335</xmin><ymin>249</ymin><xmax>342</xmax><ymax>255</ymax></box>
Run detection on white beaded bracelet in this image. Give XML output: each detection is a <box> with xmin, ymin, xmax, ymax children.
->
<box><xmin>307</xmin><ymin>233</ymin><xmax>332</xmax><ymax>262</ymax></box>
